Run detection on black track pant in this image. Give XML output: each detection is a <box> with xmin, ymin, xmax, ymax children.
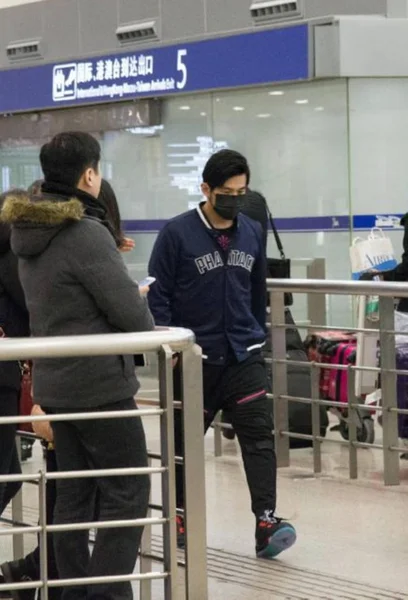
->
<box><xmin>174</xmin><ymin>353</ymin><xmax>277</xmax><ymax>518</ymax></box>
<box><xmin>50</xmin><ymin>398</ymin><xmax>150</xmax><ymax>600</ymax></box>
<box><xmin>0</xmin><ymin>387</ymin><xmax>22</xmax><ymax>515</ymax></box>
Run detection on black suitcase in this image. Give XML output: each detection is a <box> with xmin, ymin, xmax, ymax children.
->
<box><xmin>222</xmin><ymin>309</ymin><xmax>329</xmax><ymax>448</ymax></box>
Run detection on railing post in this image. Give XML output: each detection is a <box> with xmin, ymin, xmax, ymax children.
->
<box><xmin>306</xmin><ymin>259</ymin><xmax>327</xmax><ymax>327</ymax></box>
<box><xmin>158</xmin><ymin>345</ymin><xmax>178</xmax><ymax>600</ymax></box>
<box><xmin>213</xmin><ymin>413</ymin><xmax>223</xmax><ymax>458</ymax></box>
<box><xmin>270</xmin><ymin>290</ymin><xmax>290</xmax><ymax>468</ymax></box>
<box><xmin>310</xmin><ymin>364</ymin><xmax>322</xmax><ymax>474</ymax></box>
<box><xmin>347</xmin><ymin>367</ymin><xmax>358</xmax><ymax>480</ymax></box>
<box><xmin>387</xmin><ymin>0</ymin><xmax>408</xmax><ymax>17</ymax></box>
<box><xmin>139</xmin><ymin>456</ymin><xmax>153</xmax><ymax>600</ymax></box>
<box><xmin>12</xmin><ymin>437</ymin><xmax>24</xmax><ymax>560</ymax></box>
<box><xmin>181</xmin><ymin>345</ymin><xmax>208</xmax><ymax>600</ymax></box>
<box><xmin>38</xmin><ymin>470</ymin><xmax>48</xmax><ymax>600</ymax></box>
<box><xmin>379</xmin><ymin>296</ymin><xmax>400</xmax><ymax>485</ymax></box>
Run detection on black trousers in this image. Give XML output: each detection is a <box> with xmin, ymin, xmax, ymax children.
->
<box><xmin>49</xmin><ymin>398</ymin><xmax>150</xmax><ymax>600</ymax></box>
<box><xmin>24</xmin><ymin>448</ymin><xmax>60</xmax><ymax>600</ymax></box>
<box><xmin>0</xmin><ymin>387</ymin><xmax>22</xmax><ymax>515</ymax></box>
<box><xmin>174</xmin><ymin>353</ymin><xmax>277</xmax><ymax>518</ymax></box>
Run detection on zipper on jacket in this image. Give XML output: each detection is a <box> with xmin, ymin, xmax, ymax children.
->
<box><xmin>212</xmin><ymin>231</ymin><xmax>230</xmax><ymax>362</ymax></box>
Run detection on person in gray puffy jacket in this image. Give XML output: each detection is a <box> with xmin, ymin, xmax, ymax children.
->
<box><xmin>1</xmin><ymin>131</ymin><xmax>154</xmax><ymax>600</ymax></box>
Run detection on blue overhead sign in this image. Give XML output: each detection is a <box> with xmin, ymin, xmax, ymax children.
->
<box><xmin>0</xmin><ymin>24</ymin><xmax>308</xmax><ymax>114</ymax></box>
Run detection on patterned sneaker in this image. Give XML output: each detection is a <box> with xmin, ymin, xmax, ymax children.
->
<box><xmin>176</xmin><ymin>515</ymin><xmax>186</xmax><ymax>549</ymax></box>
<box><xmin>255</xmin><ymin>510</ymin><xmax>297</xmax><ymax>559</ymax></box>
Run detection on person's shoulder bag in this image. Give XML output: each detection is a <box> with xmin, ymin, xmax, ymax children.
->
<box><xmin>266</xmin><ymin>206</ymin><xmax>293</xmax><ymax>307</ymax></box>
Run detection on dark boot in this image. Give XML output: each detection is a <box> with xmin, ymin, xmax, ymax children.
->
<box><xmin>0</xmin><ymin>560</ymin><xmax>36</xmax><ymax>600</ymax></box>
<box><xmin>0</xmin><ymin>574</ymin><xmax>12</xmax><ymax>598</ymax></box>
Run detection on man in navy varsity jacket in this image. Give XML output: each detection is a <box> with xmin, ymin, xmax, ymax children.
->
<box><xmin>148</xmin><ymin>149</ymin><xmax>296</xmax><ymax>559</ymax></box>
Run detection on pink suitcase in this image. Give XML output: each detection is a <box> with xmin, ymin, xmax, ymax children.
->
<box><xmin>328</xmin><ymin>342</ymin><xmax>356</xmax><ymax>404</ymax></box>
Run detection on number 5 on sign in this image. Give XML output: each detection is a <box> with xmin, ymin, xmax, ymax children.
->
<box><xmin>177</xmin><ymin>49</ymin><xmax>188</xmax><ymax>89</ymax></box>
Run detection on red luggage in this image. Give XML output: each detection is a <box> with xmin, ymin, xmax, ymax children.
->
<box><xmin>328</xmin><ymin>342</ymin><xmax>357</xmax><ymax>404</ymax></box>
<box><xmin>305</xmin><ymin>331</ymin><xmax>356</xmax><ymax>400</ymax></box>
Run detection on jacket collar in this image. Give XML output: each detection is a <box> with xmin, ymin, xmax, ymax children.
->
<box><xmin>195</xmin><ymin>202</ymin><xmax>240</xmax><ymax>232</ymax></box>
<box><xmin>196</xmin><ymin>203</ymin><xmax>212</xmax><ymax>229</ymax></box>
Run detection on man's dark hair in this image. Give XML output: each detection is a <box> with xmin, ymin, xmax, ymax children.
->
<box><xmin>40</xmin><ymin>132</ymin><xmax>101</xmax><ymax>188</ymax></box>
<box><xmin>202</xmin><ymin>149</ymin><xmax>250</xmax><ymax>190</ymax></box>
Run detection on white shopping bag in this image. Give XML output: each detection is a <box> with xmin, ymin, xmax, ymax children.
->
<box><xmin>395</xmin><ymin>311</ymin><xmax>408</xmax><ymax>346</ymax></box>
<box><xmin>350</xmin><ymin>228</ymin><xmax>397</xmax><ymax>280</ymax></box>
<box><xmin>355</xmin><ymin>295</ymin><xmax>379</xmax><ymax>397</ymax></box>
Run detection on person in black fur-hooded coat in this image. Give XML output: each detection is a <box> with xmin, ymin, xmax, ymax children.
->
<box><xmin>0</xmin><ymin>192</ymin><xmax>30</xmax><ymax>515</ymax></box>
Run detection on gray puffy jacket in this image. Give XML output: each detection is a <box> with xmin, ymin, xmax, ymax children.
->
<box><xmin>1</xmin><ymin>191</ymin><xmax>154</xmax><ymax>409</ymax></box>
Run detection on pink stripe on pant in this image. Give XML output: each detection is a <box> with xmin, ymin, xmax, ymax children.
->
<box><xmin>236</xmin><ymin>389</ymin><xmax>266</xmax><ymax>405</ymax></box>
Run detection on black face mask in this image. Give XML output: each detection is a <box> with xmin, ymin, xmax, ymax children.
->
<box><xmin>213</xmin><ymin>194</ymin><xmax>246</xmax><ymax>221</ymax></box>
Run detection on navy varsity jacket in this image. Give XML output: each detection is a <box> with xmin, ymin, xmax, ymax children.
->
<box><xmin>148</xmin><ymin>204</ymin><xmax>267</xmax><ymax>365</ymax></box>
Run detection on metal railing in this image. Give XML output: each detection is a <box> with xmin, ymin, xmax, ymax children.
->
<box><xmin>213</xmin><ymin>278</ymin><xmax>408</xmax><ymax>487</ymax></box>
<box><xmin>290</xmin><ymin>257</ymin><xmax>327</xmax><ymax>327</ymax></box>
<box><xmin>213</xmin><ymin>257</ymin><xmax>327</xmax><ymax>456</ymax></box>
<box><xmin>270</xmin><ymin>278</ymin><xmax>407</xmax><ymax>485</ymax></box>
<box><xmin>0</xmin><ymin>328</ymin><xmax>208</xmax><ymax>600</ymax></box>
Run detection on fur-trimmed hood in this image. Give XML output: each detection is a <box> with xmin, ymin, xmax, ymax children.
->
<box><xmin>1</xmin><ymin>190</ymin><xmax>84</xmax><ymax>258</ymax></box>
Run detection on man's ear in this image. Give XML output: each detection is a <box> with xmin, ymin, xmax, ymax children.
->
<box><xmin>201</xmin><ymin>182</ymin><xmax>211</xmax><ymax>199</ymax></box>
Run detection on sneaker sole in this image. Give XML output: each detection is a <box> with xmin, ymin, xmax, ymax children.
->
<box><xmin>256</xmin><ymin>526</ymin><xmax>297</xmax><ymax>560</ymax></box>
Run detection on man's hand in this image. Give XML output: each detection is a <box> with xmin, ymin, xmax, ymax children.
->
<box><xmin>31</xmin><ymin>405</ymin><xmax>54</xmax><ymax>443</ymax></box>
<box><xmin>119</xmin><ymin>237</ymin><xmax>135</xmax><ymax>253</ymax></box>
<box><xmin>139</xmin><ymin>285</ymin><xmax>150</xmax><ymax>297</ymax></box>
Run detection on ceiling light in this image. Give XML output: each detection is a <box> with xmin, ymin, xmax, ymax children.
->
<box><xmin>315</xmin><ymin>106</ymin><xmax>325</xmax><ymax>112</ymax></box>
<box><xmin>257</xmin><ymin>113</ymin><xmax>271</xmax><ymax>118</ymax></box>
<box><xmin>233</xmin><ymin>106</ymin><xmax>245</xmax><ymax>111</ymax></box>
<box><xmin>200</xmin><ymin>112</ymin><xmax>207</xmax><ymax>117</ymax></box>
<box><xmin>295</xmin><ymin>99</ymin><xmax>309</xmax><ymax>105</ymax></box>
<box><xmin>269</xmin><ymin>90</ymin><xmax>284</xmax><ymax>96</ymax></box>
<box><xmin>179</xmin><ymin>105</ymin><xmax>191</xmax><ymax>110</ymax></box>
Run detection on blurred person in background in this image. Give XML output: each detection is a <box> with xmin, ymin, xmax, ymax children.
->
<box><xmin>17</xmin><ymin>180</ymin><xmax>42</xmax><ymax>463</ymax></box>
<box><xmin>0</xmin><ymin>193</ymin><xmax>30</xmax><ymax>517</ymax></box>
<box><xmin>1</xmin><ymin>132</ymin><xmax>154</xmax><ymax>600</ymax></box>
<box><xmin>98</xmin><ymin>179</ymin><xmax>135</xmax><ymax>253</ymax></box>
<box><xmin>380</xmin><ymin>214</ymin><xmax>408</xmax><ymax>312</ymax></box>
<box><xmin>221</xmin><ymin>189</ymin><xmax>269</xmax><ymax>439</ymax></box>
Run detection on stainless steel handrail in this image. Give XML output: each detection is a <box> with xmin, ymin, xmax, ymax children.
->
<box><xmin>213</xmin><ymin>277</ymin><xmax>407</xmax><ymax>489</ymax></box>
<box><xmin>267</xmin><ymin>277</ymin><xmax>408</xmax><ymax>297</ymax></box>
<box><xmin>0</xmin><ymin>327</ymin><xmax>195</xmax><ymax>360</ymax></box>
<box><xmin>266</xmin><ymin>279</ymin><xmax>402</xmax><ymax>486</ymax></box>
<box><xmin>0</xmin><ymin>327</ymin><xmax>207</xmax><ymax>600</ymax></box>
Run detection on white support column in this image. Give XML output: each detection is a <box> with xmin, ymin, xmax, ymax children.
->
<box><xmin>387</xmin><ymin>0</ymin><xmax>408</xmax><ymax>17</ymax></box>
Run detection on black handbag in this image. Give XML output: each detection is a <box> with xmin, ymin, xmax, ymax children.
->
<box><xmin>266</xmin><ymin>208</ymin><xmax>293</xmax><ymax>307</ymax></box>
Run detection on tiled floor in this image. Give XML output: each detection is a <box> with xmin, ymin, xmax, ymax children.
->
<box><xmin>1</xmin><ymin>377</ymin><xmax>408</xmax><ymax>599</ymax></box>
